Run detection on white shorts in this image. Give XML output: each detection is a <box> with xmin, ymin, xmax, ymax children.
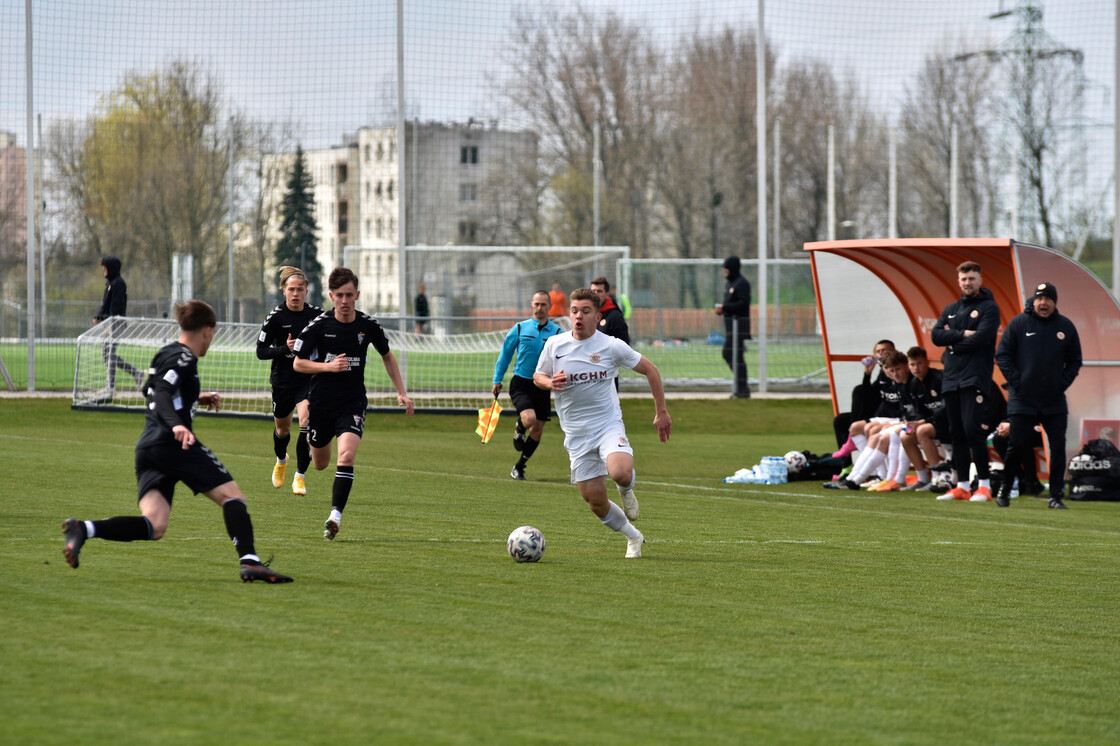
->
<box><xmin>565</xmin><ymin>424</ymin><xmax>634</xmax><ymax>483</ymax></box>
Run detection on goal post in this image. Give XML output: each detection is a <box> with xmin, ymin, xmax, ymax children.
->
<box><xmin>342</xmin><ymin>244</ymin><xmax>631</xmax><ymax>320</ymax></box>
<box><xmin>72</xmin><ymin>313</ymin><xmax>575</xmax><ymax>416</ymax></box>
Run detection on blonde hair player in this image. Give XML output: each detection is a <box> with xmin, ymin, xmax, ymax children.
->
<box><xmin>256</xmin><ymin>266</ymin><xmax>323</xmax><ymax>496</ymax></box>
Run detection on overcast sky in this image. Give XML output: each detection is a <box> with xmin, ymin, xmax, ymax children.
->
<box><xmin>2</xmin><ymin>0</ymin><xmax>1113</xmax><ymax>211</ymax></box>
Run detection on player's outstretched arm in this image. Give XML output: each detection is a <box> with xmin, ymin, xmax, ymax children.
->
<box><xmin>632</xmin><ymin>356</ymin><xmax>671</xmax><ymax>443</ymax></box>
<box><xmin>381</xmin><ymin>351</ymin><xmax>415</xmax><ymax>416</ymax></box>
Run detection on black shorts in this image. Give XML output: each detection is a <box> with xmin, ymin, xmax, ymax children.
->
<box><xmin>135</xmin><ymin>440</ymin><xmax>233</xmax><ymax>505</ymax></box>
<box><xmin>509</xmin><ymin>375</ymin><xmax>550</xmax><ymax>422</ymax></box>
<box><xmin>307</xmin><ymin>397</ymin><xmax>366</xmax><ymax>448</ymax></box>
<box><xmin>272</xmin><ymin>380</ymin><xmax>312</xmax><ymax>419</ymax></box>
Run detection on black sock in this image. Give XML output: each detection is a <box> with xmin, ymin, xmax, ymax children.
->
<box><xmin>273</xmin><ymin>430</ymin><xmax>291</xmax><ymax>461</ymax></box>
<box><xmin>518</xmin><ymin>436</ymin><xmax>540</xmax><ymax>467</ymax></box>
<box><xmin>332</xmin><ymin>465</ymin><xmax>354</xmax><ymax>512</ymax></box>
<box><xmin>296</xmin><ymin>428</ymin><xmax>311</xmax><ymax>473</ymax></box>
<box><xmin>92</xmin><ymin>516</ymin><xmax>153</xmax><ymax>542</ymax></box>
<box><xmin>222</xmin><ymin>498</ymin><xmax>256</xmax><ymax>559</ymax></box>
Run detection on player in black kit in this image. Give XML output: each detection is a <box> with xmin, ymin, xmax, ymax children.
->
<box><xmin>257</xmin><ymin>266</ymin><xmax>322</xmax><ymax>496</ymax></box>
<box><xmin>293</xmin><ymin>267</ymin><xmax>414</xmax><ymax>541</ymax></box>
<box><xmin>61</xmin><ymin>300</ymin><xmax>293</xmax><ymax>583</ymax></box>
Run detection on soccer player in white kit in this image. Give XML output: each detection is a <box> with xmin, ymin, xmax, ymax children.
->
<box><xmin>534</xmin><ymin>288</ymin><xmax>672</xmax><ymax>558</ymax></box>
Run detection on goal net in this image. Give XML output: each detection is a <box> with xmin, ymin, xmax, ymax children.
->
<box><xmin>73</xmin><ymin>313</ymin><xmax>573</xmax><ymax>416</ymax></box>
<box><xmin>342</xmin><ymin>245</ymin><xmax>630</xmax><ymax>317</ymax></box>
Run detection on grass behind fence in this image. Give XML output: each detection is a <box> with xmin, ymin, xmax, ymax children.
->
<box><xmin>5</xmin><ymin>338</ymin><xmax>826</xmax><ymax>393</ymax></box>
<box><xmin>2</xmin><ymin>398</ymin><xmax>1119</xmax><ymax>744</ymax></box>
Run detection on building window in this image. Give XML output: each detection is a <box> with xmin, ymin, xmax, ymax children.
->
<box><xmin>460</xmin><ymin>146</ymin><xmax>478</xmax><ymax>165</ymax></box>
<box><xmin>376</xmin><ymin>218</ymin><xmax>383</xmax><ymax>239</ymax></box>
<box><xmin>387</xmin><ymin>180</ymin><xmax>394</xmax><ymax>200</ymax></box>
<box><xmin>337</xmin><ymin>164</ymin><xmax>348</xmax><ymax>183</ymax></box>
<box><xmin>365</xmin><ymin>219</ymin><xmax>371</xmax><ymax>236</ymax></box>
<box><xmin>389</xmin><ymin>141</ymin><xmax>396</xmax><ymax>161</ymax></box>
<box><xmin>376</xmin><ymin>181</ymin><xmax>382</xmax><ymax>198</ymax></box>
<box><xmin>365</xmin><ymin>181</ymin><xmax>371</xmax><ymax>197</ymax></box>
<box><xmin>364</xmin><ymin>144</ymin><xmax>371</xmax><ymax>162</ymax></box>
<box><xmin>377</xmin><ymin>142</ymin><xmax>384</xmax><ymax>161</ymax></box>
<box><xmin>460</xmin><ymin>183</ymin><xmax>477</xmax><ymax>202</ymax></box>
<box><xmin>338</xmin><ymin>202</ymin><xmax>348</xmax><ymax>235</ymax></box>
<box><xmin>458</xmin><ymin>220</ymin><xmax>478</xmax><ymax>243</ymax></box>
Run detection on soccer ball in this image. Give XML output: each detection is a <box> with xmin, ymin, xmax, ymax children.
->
<box><xmin>507</xmin><ymin>525</ymin><xmax>545</xmax><ymax>563</ymax></box>
<box><xmin>784</xmin><ymin>450</ymin><xmax>808</xmax><ymax>474</ymax></box>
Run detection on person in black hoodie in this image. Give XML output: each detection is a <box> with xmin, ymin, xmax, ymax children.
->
<box><xmin>715</xmin><ymin>255</ymin><xmax>752</xmax><ymax>398</ymax></box>
<box><xmin>93</xmin><ymin>255</ymin><xmax>143</xmax><ymax>394</ymax></box>
<box><xmin>930</xmin><ymin>260</ymin><xmax>1001</xmax><ymax>502</ymax></box>
<box><xmin>994</xmin><ymin>282</ymin><xmax>1082</xmax><ymax>508</ymax></box>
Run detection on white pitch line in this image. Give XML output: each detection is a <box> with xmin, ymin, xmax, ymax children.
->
<box><xmin>9</xmin><ymin>432</ymin><xmax>1120</xmax><ymax>539</ymax></box>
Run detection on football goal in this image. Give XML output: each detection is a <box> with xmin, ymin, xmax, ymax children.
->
<box><xmin>72</xmin><ymin>314</ymin><xmax>573</xmax><ymax>416</ymax></box>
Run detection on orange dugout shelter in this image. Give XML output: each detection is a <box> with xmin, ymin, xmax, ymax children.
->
<box><xmin>805</xmin><ymin>238</ymin><xmax>1120</xmax><ymax>455</ymax></box>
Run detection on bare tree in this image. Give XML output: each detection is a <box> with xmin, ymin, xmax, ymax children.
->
<box><xmin>897</xmin><ymin>48</ymin><xmax>998</xmax><ymax>239</ymax></box>
<box><xmin>504</xmin><ymin>6</ymin><xmax>663</xmax><ymax>253</ymax></box>
<box><xmin>773</xmin><ymin>61</ymin><xmax>889</xmax><ymax>248</ymax></box>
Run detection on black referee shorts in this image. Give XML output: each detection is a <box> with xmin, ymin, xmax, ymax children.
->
<box><xmin>135</xmin><ymin>440</ymin><xmax>233</xmax><ymax>505</ymax></box>
<box><xmin>509</xmin><ymin>375</ymin><xmax>550</xmax><ymax>422</ymax></box>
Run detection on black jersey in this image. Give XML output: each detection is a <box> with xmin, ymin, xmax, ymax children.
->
<box><xmin>137</xmin><ymin>342</ymin><xmax>202</xmax><ymax>448</ymax></box>
<box><xmin>256</xmin><ymin>302</ymin><xmax>323</xmax><ymax>388</ymax></box>
<box><xmin>900</xmin><ymin>367</ymin><xmax>945</xmax><ymax>427</ymax></box>
<box><xmin>293</xmin><ymin>311</ymin><xmax>391</xmax><ymax>405</ymax></box>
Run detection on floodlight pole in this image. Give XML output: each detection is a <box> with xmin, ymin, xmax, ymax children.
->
<box><xmin>756</xmin><ymin>0</ymin><xmax>767</xmax><ymax>394</ymax></box>
<box><xmin>24</xmin><ymin>0</ymin><xmax>36</xmax><ymax>391</ymax></box>
<box><xmin>1114</xmin><ymin>0</ymin><xmax>1119</xmax><ymax>299</ymax></box>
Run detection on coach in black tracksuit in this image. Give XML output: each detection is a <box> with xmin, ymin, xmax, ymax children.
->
<box><xmin>717</xmin><ymin>255</ymin><xmax>752</xmax><ymax>398</ymax></box>
<box><xmin>931</xmin><ymin>261</ymin><xmax>1001</xmax><ymax>499</ymax></box>
<box><xmin>994</xmin><ymin>282</ymin><xmax>1082</xmax><ymax>508</ymax></box>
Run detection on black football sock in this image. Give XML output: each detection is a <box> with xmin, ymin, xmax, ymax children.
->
<box><xmin>92</xmin><ymin>516</ymin><xmax>154</xmax><ymax>542</ymax></box>
<box><xmin>296</xmin><ymin>427</ymin><xmax>311</xmax><ymax>473</ymax></box>
<box><xmin>221</xmin><ymin>498</ymin><xmax>256</xmax><ymax>559</ymax></box>
<box><xmin>273</xmin><ymin>430</ymin><xmax>291</xmax><ymax>461</ymax></box>
<box><xmin>518</xmin><ymin>436</ymin><xmax>540</xmax><ymax>467</ymax></box>
<box><xmin>332</xmin><ymin>465</ymin><xmax>354</xmax><ymax>513</ymax></box>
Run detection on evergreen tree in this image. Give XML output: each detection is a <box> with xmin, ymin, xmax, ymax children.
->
<box><xmin>276</xmin><ymin>145</ymin><xmax>323</xmax><ymax>304</ymax></box>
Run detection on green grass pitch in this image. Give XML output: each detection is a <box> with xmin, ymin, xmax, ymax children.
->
<box><xmin>2</xmin><ymin>398</ymin><xmax>1119</xmax><ymax>744</ymax></box>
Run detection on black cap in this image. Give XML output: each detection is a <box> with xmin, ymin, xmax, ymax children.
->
<box><xmin>1033</xmin><ymin>282</ymin><xmax>1057</xmax><ymax>303</ymax></box>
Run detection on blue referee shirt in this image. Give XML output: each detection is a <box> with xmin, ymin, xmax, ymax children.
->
<box><xmin>493</xmin><ymin>317</ymin><xmax>563</xmax><ymax>384</ymax></box>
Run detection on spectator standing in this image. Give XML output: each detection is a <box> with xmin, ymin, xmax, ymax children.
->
<box><xmin>548</xmin><ymin>283</ymin><xmax>567</xmax><ymax>319</ymax></box>
<box><xmin>94</xmin><ymin>255</ymin><xmax>144</xmax><ymax>394</ymax></box>
<box><xmin>931</xmin><ymin>261</ymin><xmax>1001</xmax><ymax>502</ymax></box>
<box><xmin>414</xmin><ymin>283</ymin><xmax>430</xmax><ymax>334</ymax></box>
<box><xmin>994</xmin><ymin>282</ymin><xmax>1082</xmax><ymax>509</ymax></box>
<box><xmin>715</xmin><ymin>255</ymin><xmax>752</xmax><ymax>398</ymax></box>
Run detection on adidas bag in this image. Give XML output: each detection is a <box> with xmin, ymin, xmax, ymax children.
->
<box><xmin>1068</xmin><ymin>439</ymin><xmax>1120</xmax><ymax>502</ymax></box>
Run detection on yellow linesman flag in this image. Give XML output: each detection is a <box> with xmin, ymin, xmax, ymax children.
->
<box><xmin>476</xmin><ymin>398</ymin><xmax>503</xmax><ymax>444</ymax></box>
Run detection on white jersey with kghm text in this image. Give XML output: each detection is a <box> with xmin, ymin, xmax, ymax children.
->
<box><xmin>536</xmin><ymin>330</ymin><xmax>642</xmax><ymax>438</ymax></box>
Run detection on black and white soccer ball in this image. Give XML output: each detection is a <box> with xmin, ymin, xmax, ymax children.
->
<box><xmin>507</xmin><ymin>525</ymin><xmax>545</xmax><ymax>563</ymax></box>
<box><xmin>784</xmin><ymin>450</ymin><xmax>808</xmax><ymax>474</ymax></box>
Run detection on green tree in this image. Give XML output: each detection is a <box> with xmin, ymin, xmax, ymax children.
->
<box><xmin>275</xmin><ymin>145</ymin><xmax>322</xmax><ymax>305</ymax></box>
<box><xmin>46</xmin><ymin>60</ymin><xmax>233</xmax><ymax>303</ymax></box>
